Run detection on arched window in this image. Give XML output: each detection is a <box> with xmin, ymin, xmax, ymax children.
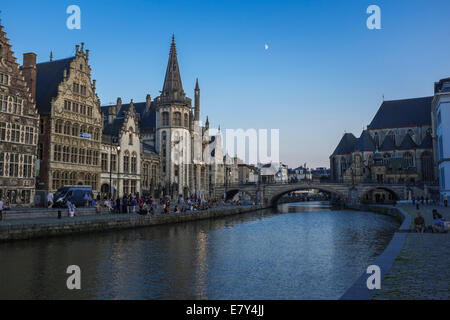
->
<box><xmin>131</xmin><ymin>152</ymin><xmax>137</xmax><ymax>174</ymax></box>
<box><xmin>124</xmin><ymin>151</ymin><xmax>130</xmax><ymax>173</ymax></box>
<box><xmin>173</xmin><ymin>112</ymin><xmax>182</xmax><ymax>126</ymax></box>
<box><xmin>162</xmin><ymin>131</ymin><xmax>167</xmax><ymax>158</ymax></box>
<box><xmin>80</xmin><ymin>125</ymin><xmax>87</xmax><ymax>135</ymax></box>
<box><xmin>72</xmin><ymin>123</ymin><xmax>79</xmax><ymax>137</ymax></box>
<box><xmin>55</xmin><ymin>120</ymin><xmax>63</xmax><ymax>134</ymax></box>
<box><xmin>52</xmin><ymin>171</ymin><xmax>61</xmax><ymax>190</ymax></box>
<box><xmin>129</xmin><ymin>127</ymin><xmax>134</xmax><ymax>145</ymax></box>
<box><xmin>421</xmin><ymin>151</ymin><xmax>433</xmax><ymax>182</ymax></box>
<box><xmin>184</xmin><ymin>113</ymin><xmax>189</xmax><ymax>127</ymax></box>
<box><xmin>162</xmin><ymin>112</ymin><xmax>169</xmax><ymax>126</ymax></box>
<box><xmin>94</xmin><ymin>128</ymin><xmax>100</xmax><ymax>141</ymax></box>
<box><xmin>143</xmin><ymin>163</ymin><xmax>149</xmax><ymax>188</ymax></box>
<box><xmin>64</xmin><ymin>122</ymin><xmax>71</xmax><ymax>135</ymax></box>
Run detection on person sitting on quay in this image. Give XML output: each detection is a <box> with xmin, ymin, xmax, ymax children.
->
<box><xmin>414</xmin><ymin>212</ymin><xmax>426</xmax><ymax>233</ymax></box>
<box><xmin>431</xmin><ymin>210</ymin><xmax>446</xmax><ymax>233</ymax></box>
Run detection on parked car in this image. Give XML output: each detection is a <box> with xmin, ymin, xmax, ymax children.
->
<box><xmin>54</xmin><ymin>186</ymin><xmax>93</xmax><ymax>208</ymax></box>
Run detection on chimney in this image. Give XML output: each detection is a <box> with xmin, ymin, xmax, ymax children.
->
<box><xmin>22</xmin><ymin>53</ymin><xmax>37</xmax><ymax>102</ymax></box>
<box><xmin>145</xmin><ymin>94</ymin><xmax>151</xmax><ymax>111</ymax></box>
<box><xmin>117</xmin><ymin>97</ymin><xmax>122</xmax><ymax>109</ymax></box>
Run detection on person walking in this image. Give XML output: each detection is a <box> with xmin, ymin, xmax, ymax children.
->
<box><xmin>116</xmin><ymin>197</ymin><xmax>121</xmax><ymax>214</ymax></box>
<box><xmin>444</xmin><ymin>193</ymin><xmax>448</xmax><ymax>207</ymax></box>
<box><xmin>47</xmin><ymin>192</ymin><xmax>54</xmax><ymax>208</ymax></box>
<box><xmin>84</xmin><ymin>192</ymin><xmax>89</xmax><ymax>208</ymax></box>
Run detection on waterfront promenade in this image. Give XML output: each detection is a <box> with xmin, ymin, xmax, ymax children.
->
<box><xmin>373</xmin><ymin>203</ymin><xmax>450</xmax><ymax>300</ymax></box>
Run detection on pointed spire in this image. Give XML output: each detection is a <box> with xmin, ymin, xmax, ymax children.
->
<box><xmin>129</xmin><ymin>99</ymin><xmax>135</xmax><ymax>115</ymax></box>
<box><xmin>161</xmin><ymin>35</ymin><xmax>185</xmax><ymax>103</ymax></box>
<box><xmin>205</xmin><ymin>116</ymin><xmax>209</xmax><ymax>129</ymax></box>
<box><xmin>50</xmin><ymin>51</ymin><xmax>53</xmax><ymax>61</ymax></box>
<box><xmin>194</xmin><ymin>78</ymin><xmax>200</xmax><ymax>121</ymax></box>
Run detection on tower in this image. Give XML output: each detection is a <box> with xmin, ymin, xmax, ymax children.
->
<box><xmin>155</xmin><ymin>36</ymin><xmax>192</xmax><ymax>198</ymax></box>
<box><xmin>195</xmin><ymin>78</ymin><xmax>200</xmax><ymax>122</ymax></box>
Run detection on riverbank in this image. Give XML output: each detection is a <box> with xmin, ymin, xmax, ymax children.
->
<box><xmin>341</xmin><ymin>203</ymin><xmax>449</xmax><ymax>300</ymax></box>
<box><xmin>0</xmin><ymin>205</ymin><xmax>266</xmax><ymax>242</ymax></box>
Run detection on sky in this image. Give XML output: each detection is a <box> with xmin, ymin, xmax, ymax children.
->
<box><xmin>2</xmin><ymin>0</ymin><xmax>450</xmax><ymax>168</ymax></box>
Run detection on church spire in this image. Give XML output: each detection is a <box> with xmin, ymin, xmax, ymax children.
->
<box><xmin>161</xmin><ymin>35</ymin><xmax>185</xmax><ymax>103</ymax></box>
<box><xmin>195</xmin><ymin>78</ymin><xmax>200</xmax><ymax>121</ymax></box>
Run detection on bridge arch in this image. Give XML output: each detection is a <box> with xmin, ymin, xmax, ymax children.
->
<box><xmin>268</xmin><ymin>185</ymin><xmax>346</xmax><ymax>207</ymax></box>
<box><xmin>224</xmin><ymin>188</ymin><xmax>255</xmax><ymax>202</ymax></box>
<box><xmin>360</xmin><ymin>186</ymin><xmax>401</xmax><ymax>204</ymax></box>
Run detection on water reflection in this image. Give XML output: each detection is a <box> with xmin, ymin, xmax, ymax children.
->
<box><xmin>0</xmin><ymin>202</ymin><xmax>399</xmax><ymax>300</ymax></box>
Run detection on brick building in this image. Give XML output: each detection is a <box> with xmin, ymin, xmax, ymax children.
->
<box><xmin>35</xmin><ymin>44</ymin><xmax>102</xmax><ymax>194</ymax></box>
<box><xmin>0</xmin><ymin>22</ymin><xmax>39</xmax><ymax>207</ymax></box>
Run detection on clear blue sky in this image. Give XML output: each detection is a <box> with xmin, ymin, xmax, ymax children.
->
<box><xmin>2</xmin><ymin>0</ymin><xmax>450</xmax><ymax>168</ymax></box>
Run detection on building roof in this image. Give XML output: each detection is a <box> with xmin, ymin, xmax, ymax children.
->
<box><xmin>36</xmin><ymin>57</ymin><xmax>75</xmax><ymax>114</ymax></box>
<box><xmin>368</xmin><ymin>96</ymin><xmax>433</xmax><ymax>130</ymax></box>
<box><xmin>419</xmin><ymin>132</ymin><xmax>433</xmax><ymax>149</ymax></box>
<box><xmin>355</xmin><ymin>130</ymin><xmax>376</xmax><ymax>152</ymax></box>
<box><xmin>379</xmin><ymin>134</ymin><xmax>396</xmax><ymax>151</ymax></box>
<box><xmin>159</xmin><ymin>35</ymin><xmax>186</xmax><ymax>103</ymax></box>
<box><xmin>332</xmin><ymin>133</ymin><xmax>358</xmax><ymax>155</ymax></box>
<box><xmin>398</xmin><ymin>134</ymin><xmax>417</xmax><ymax>150</ymax></box>
<box><xmin>142</xmin><ymin>142</ymin><xmax>157</xmax><ymax>154</ymax></box>
<box><xmin>102</xmin><ymin>117</ymin><xmax>125</xmax><ymax>138</ymax></box>
<box><xmin>101</xmin><ymin>102</ymin><xmax>157</xmax><ymax>133</ymax></box>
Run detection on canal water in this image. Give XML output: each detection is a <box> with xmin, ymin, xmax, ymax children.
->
<box><xmin>0</xmin><ymin>202</ymin><xmax>400</xmax><ymax>300</ymax></box>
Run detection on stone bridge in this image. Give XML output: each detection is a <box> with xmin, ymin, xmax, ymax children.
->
<box><xmin>213</xmin><ymin>182</ymin><xmax>435</xmax><ymax>207</ymax></box>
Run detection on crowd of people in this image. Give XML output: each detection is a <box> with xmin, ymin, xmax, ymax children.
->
<box><xmin>78</xmin><ymin>193</ymin><xmax>246</xmax><ymax>217</ymax></box>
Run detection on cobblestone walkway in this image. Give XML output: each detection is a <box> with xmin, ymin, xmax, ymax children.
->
<box><xmin>373</xmin><ymin>204</ymin><xmax>450</xmax><ymax>300</ymax></box>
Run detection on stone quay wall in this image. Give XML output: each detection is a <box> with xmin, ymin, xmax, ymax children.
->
<box><xmin>0</xmin><ymin>205</ymin><xmax>267</xmax><ymax>242</ymax></box>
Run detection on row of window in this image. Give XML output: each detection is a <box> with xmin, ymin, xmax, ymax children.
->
<box><xmin>161</xmin><ymin>111</ymin><xmax>189</xmax><ymax>127</ymax></box>
<box><xmin>0</xmin><ymin>122</ymin><xmax>35</xmax><ymax>144</ymax></box>
<box><xmin>0</xmin><ymin>94</ymin><xmax>24</xmax><ymax>115</ymax></box>
<box><xmin>53</xmin><ymin>145</ymin><xmax>99</xmax><ymax>165</ymax></box>
<box><xmin>142</xmin><ymin>163</ymin><xmax>158</xmax><ymax>189</ymax></box>
<box><xmin>54</xmin><ymin>120</ymin><xmax>100</xmax><ymax>140</ymax></box>
<box><xmin>63</xmin><ymin>100</ymin><xmax>93</xmax><ymax>117</ymax></box>
<box><xmin>123</xmin><ymin>179</ymin><xmax>137</xmax><ymax>196</ymax></box>
<box><xmin>0</xmin><ymin>153</ymin><xmax>33</xmax><ymax>178</ymax></box>
<box><xmin>52</xmin><ymin>171</ymin><xmax>98</xmax><ymax>190</ymax></box>
<box><xmin>73</xmin><ymin>83</ymin><xmax>88</xmax><ymax>96</ymax></box>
